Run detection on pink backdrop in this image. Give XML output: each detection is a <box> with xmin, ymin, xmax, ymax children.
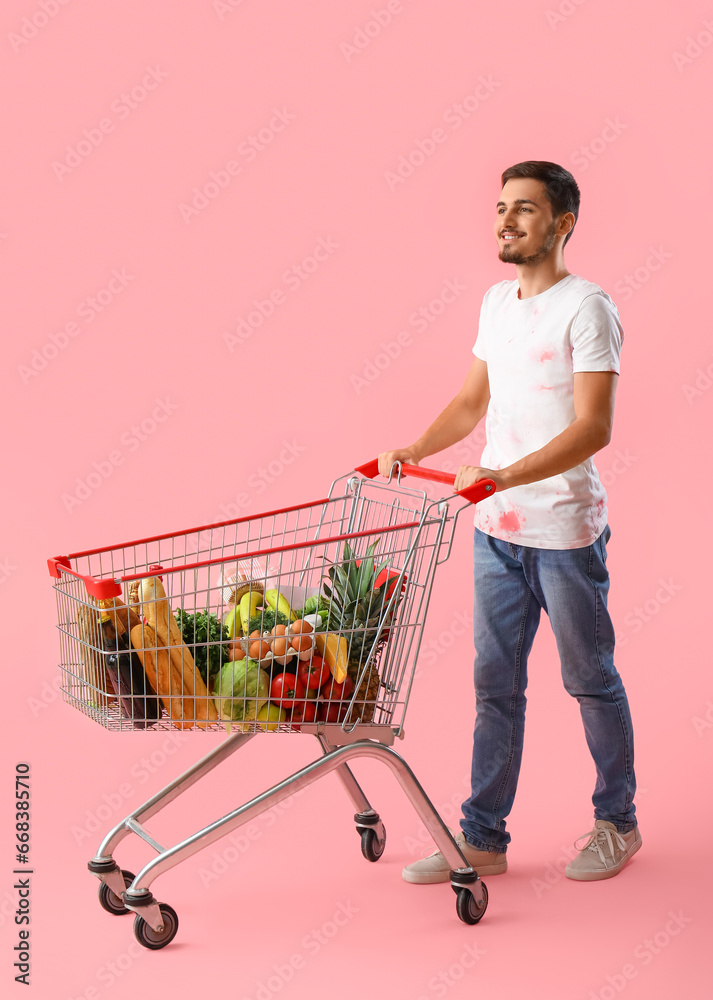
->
<box><xmin>3</xmin><ymin>0</ymin><xmax>711</xmax><ymax>997</ymax></box>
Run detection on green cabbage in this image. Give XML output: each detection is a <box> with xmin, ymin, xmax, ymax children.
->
<box><xmin>301</xmin><ymin>596</ymin><xmax>320</xmax><ymax>617</ymax></box>
<box><xmin>214</xmin><ymin>658</ymin><xmax>269</xmax><ymax>724</ymax></box>
<box><xmin>299</xmin><ymin>595</ymin><xmax>331</xmax><ymax>627</ymax></box>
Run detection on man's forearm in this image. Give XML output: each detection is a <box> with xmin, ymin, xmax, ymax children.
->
<box><xmin>412</xmin><ymin>394</ymin><xmax>483</xmax><ymax>462</ymax></box>
<box><xmin>500</xmin><ymin>418</ymin><xmax>610</xmax><ymax>489</ymax></box>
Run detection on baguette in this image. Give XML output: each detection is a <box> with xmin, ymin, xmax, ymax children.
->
<box><xmin>138</xmin><ymin>576</ymin><xmax>219</xmax><ymax>728</ymax></box>
<box><xmin>76</xmin><ymin>601</ymin><xmax>116</xmax><ymax>708</ymax></box>
<box><xmin>130</xmin><ymin>622</ymin><xmax>193</xmax><ymax>729</ymax></box>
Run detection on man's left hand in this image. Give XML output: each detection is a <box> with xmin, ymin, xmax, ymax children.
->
<box><xmin>453</xmin><ymin>465</ymin><xmax>509</xmax><ymax>493</ymax></box>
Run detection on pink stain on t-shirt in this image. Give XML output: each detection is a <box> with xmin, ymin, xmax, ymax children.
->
<box><xmin>498</xmin><ymin>509</ymin><xmax>522</xmax><ymax>533</ymax></box>
<box><xmin>540</xmin><ymin>348</ymin><xmax>555</xmax><ymax>362</ymax></box>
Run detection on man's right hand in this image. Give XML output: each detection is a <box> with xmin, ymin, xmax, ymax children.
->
<box><xmin>377</xmin><ymin>447</ymin><xmax>422</xmax><ymax>480</ymax></box>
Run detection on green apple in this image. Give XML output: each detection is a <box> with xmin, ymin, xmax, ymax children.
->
<box><xmin>256</xmin><ymin>702</ymin><xmax>287</xmax><ymax>731</ymax></box>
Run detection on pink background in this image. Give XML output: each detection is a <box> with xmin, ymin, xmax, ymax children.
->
<box><xmin>2</xmin><ymin>0</ymin><xmax>711</xmax><ymax>996</ymax></box>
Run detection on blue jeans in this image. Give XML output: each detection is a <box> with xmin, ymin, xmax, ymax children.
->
<box><xmin>460</xmin><ymin>524</ymin><xmax>637</xmax><ymax>853</ymax></box>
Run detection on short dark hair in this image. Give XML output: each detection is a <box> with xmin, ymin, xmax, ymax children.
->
<box><xmin>500</xmin><ymin>161</ymin><xmax>580</xmax><ymax>247</ymax></box>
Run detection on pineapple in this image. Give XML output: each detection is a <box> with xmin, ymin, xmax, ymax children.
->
<box><xmin>322</xmin><ymin>539</ymin><xmax>404</xmax><ymax>723</ymax></box>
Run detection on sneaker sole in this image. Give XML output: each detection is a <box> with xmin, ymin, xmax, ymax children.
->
<box><xmin>564</xmin><ymin>838</ymin><xmax>642</xmax><ymax>882</ymax></box>
<box><xmin>402</xmin><ymin>859</ymin><xmax>508</xmax><ymax>884</ymax></box>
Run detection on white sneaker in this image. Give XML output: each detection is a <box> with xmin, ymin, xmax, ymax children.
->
<box><xmin>402</xmin><ymin>830</ymin><xmax>507</xmax><ymax>884</ymax></box>
<box><xmin>565</xmin><ymin>819</ymin><xmax>642</xmax><ymax>881</ymax></box>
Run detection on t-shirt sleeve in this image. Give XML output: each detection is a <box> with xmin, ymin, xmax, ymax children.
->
<box><xmin>570</xmin><ymin>292</ymin><xmax>623</xmax><ymax>374</ymax></box>
<box><xmin>472</xmin><ymin>293</ymin><xmax>489</xmax><ymax>361</ymax></box>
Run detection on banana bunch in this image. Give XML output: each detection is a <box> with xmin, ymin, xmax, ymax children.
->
<box><xmin>225</xmin><ymin>587</ymin><xmax>296</xmax><ymax>637</ymax></box>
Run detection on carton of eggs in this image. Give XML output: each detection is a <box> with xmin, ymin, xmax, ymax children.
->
<box><xmin>237</xmin><ymin>616</ymin><xmax>322</xmax><ymax>667</ymax></box>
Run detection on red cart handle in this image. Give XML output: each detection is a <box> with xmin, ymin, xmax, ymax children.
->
<box><xmin>355</xmin><ymin>459</ymin><xmax>496</xmax><ymax>506</ymax></box>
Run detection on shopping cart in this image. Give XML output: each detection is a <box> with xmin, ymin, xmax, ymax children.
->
<box><xmin>47</xmin><ymin>459</ymin><xmax>496</xmax><ymax>949</ymax></box>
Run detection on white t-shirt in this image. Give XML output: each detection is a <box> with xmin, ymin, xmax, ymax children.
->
<box><xmin>471</xmin><ymin>273</ymin><xmax>623</xmax><ymax>549</ymax></box>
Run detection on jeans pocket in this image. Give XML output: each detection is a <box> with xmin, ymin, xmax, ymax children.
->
<box><xmin>591</xmin><ymin>534</ymin><xmax>610</xmax><ymax>586</ymax></box>
<box><xmin>599</xmin><ymin>524</ymin><xmax>611</xmax><ymax>564</ymax></box>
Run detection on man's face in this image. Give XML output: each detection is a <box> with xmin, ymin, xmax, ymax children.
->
<box><xmin>494</xmin><ymin>177</ymin><xmax>563</xmax><ymax>266</ymax></box>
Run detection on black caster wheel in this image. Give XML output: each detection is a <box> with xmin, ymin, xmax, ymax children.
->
<box><xmin>360</xmin><ymin>826</ymin><xmax>386</xmax><ymax>862</ymax></box>
<box><xmin>133</xmin><ymin>903</ymin><xmax>179</xmax><ymax>950</ymax></box>
<box><xmin>455</xmin><ymin>882</ymin><xmax>488</xmax><ymax>925</ymax></box>
<box><xmin>98</xmin><ymin>870</ymin><xmax>136</xmax><ymax>916</ymax></box>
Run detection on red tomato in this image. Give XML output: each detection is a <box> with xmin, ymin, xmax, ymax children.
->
<box><xmin>270</xmin><ymin>673</ymin><xmax>307</xmax><ymax>710</ymax></box>
<box><xmin>317</xmin><ymin>700</ymin><xmax>347</xmax><ymax>723</ymax></box>
<box><xmin>290</xmin><ymin>702</ymin><xmax>317</xmax><ymax>729</ymax></box>
<box><xmin>298</xmin><ymin>655</ymin><xmax>331</xmax><ymax>691</ymax></box>
<box><xmin>320</xmin><ymin>675</ymin><xmax>355</xmax><ymax>702</ymax></box>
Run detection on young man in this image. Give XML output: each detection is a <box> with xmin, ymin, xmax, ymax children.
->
<box><xmin>379</xmin><ymin>161</ymin><xmax>640</xmax><ymax>884</ymax></box>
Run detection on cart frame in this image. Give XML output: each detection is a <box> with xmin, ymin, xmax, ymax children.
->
<box><xmin>48</xmin><ymin>460</ymin><xmax>497</xmax><ymax>945</ymax></box>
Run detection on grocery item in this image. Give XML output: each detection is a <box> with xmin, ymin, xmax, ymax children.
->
<box><xmin>271</xmin><ymin>635</ymin><xmax>290</xmax><ymax>659</ymax></box>
<box><xmin>320</xmin><ymin>539</ymin><xmax>405</xmax><ymax>723</ymax></box>
<box><xmin>255</xmin><ymin>703</ymin><xmax>287</xmax><ymax>731</ymax></box>
<box><xmin>299</xmin><ymin>595</ymin><xmax>331</xmax><ymax>620</ymax></box>
<box><xmin>314</xmin><ymin>633</ymin><xmax>348</xmax><ymax>684</ymax></box>
<box><xmin>247</xmin><ymin>608</ymin><xmax>289</xmax><ymax>635</ymax></box>
<box><xmin>224</xmin><ymin>607</ymin><xmax>241</xmax><ymax>639</ymax></box>
<box><xmin>269</xmin><ymin>673</ymin><xmax>307</xmax><ymax>711</ymax></box>
<box><xmin>96</xmin><ymin>600</ymin><xmax>160</xmax><ymax>728</ymax></box>
<box><xmin>317</xmin><ymin>675</ymin><xmax>355</xmax><ymax>724</ymax></box>
<box><xmin>173</xmin><ymin>609</ymin><xmax>229</xmax><ymax>688</ymax></box>
<box><xmin>356</xmin><ymin>560</ymin><xmax>406</xmax><ymax>601</ymax></box>
<box><xmin>249</xmin><ymin>638</ymin><xmax>271</xmax><ymax>660</ymax></box>
<box><xmin>138</xmin><ymin>577</ymin><xmax>218</xmax><ymax>727</ymax></box>
<box><xmin>264</xmin><ymin>588</ymin><xmax>296</xmax><ymax>622</ymax></box>
<box><xmin>130</xmin><ymin>622</ymin><xmax>192</xmax><ymax>729</ymax></box>
<box><xmin>288</xmin><ymin>700</ymin><xmax>317</xmax><ymax>729</ymax></box>
<box><xmin>213</xmin><ymin>658</ymin><xmax>269</xmax><ymax>729</ymax></box>
<box><xmin>301</xmin><ymin>613</ymin><xmax>324</xmax><ymax>631</ymax></box>
<box><xmin>98</xmin><ymin>597</ymin><xmax>142</xmax><ymax>634</ymax></box>
<box><xmin>218</xmin><ymin>570</ymin><xmax>264</xmax><ymax>607</ymax></box>
<box><xmin>239</xmin><ymin>590</ymin><xmax>263</xmax><ymax>635</ymax></box>
<box><xmin>297</xmin><ymin>655</ymin><xmax>330</xmax><ymax>691</ymax></box>
<box><xmin>76</xmin><ymin>601</ymin><xmax>116</xmax><ymax>708</ymax></box>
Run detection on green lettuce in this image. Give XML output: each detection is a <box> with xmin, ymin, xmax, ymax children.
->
<box><xmin>213</xmin><ymin>658</ymin><xmax>269</xmax><ymax>725</ymax></box>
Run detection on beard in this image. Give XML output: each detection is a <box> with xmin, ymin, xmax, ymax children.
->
<box><xmin>498</xmin><ymin>220</ymin><xmax>557</xmax><ymax>266</ymax></box>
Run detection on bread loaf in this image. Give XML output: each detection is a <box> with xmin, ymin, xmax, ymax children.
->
<box><xmin>138</xmin><ymin>576</ymin><xmax>219</xmax><ymax>728</ymax></box>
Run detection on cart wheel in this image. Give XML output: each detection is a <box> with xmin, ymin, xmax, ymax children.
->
<box><xmin>360</xmin><ymin>826</ymin><xmax>386</xmax><ymax>862</ymax></box>
<box><xmin>98</xmin><ymin>870</ymin><xmax>136</xmax><ymax>916</ymax></box>
<box><xmin>133</xmin><ymin>904</ymin><xmax>179</xmax><ymax>950</ymax></box>
<box><xmin>455</xmin><ymin>883</ymin><xmax>488</xmax><ymax>925</ymax></box>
